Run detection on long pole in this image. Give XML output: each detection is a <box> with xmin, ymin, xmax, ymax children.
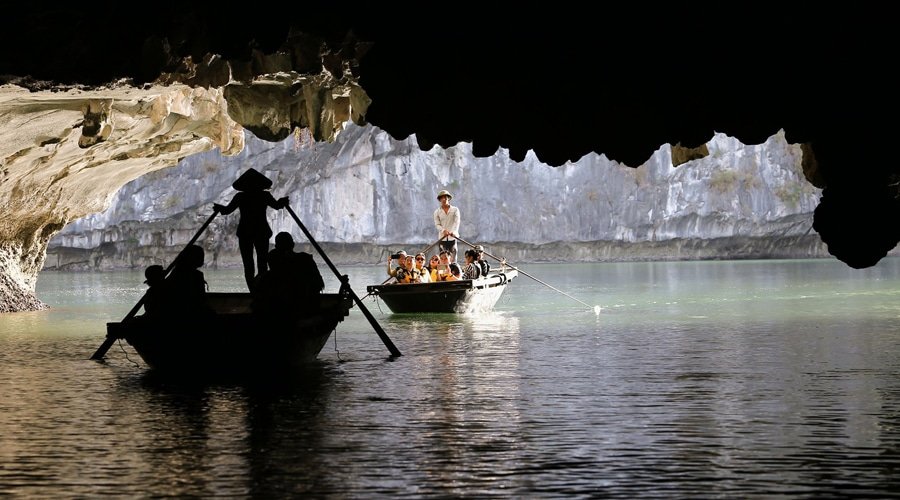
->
<box><xmin>91</xmin><ymin>211</ymin><xmax>220</xmax><ymax>360</ymax></box>
<box><xmin>285</xmin><ymin>206</ymin><xmax>401</xmax><ymax>357</ymax></box>
<box><xmin>455</xmin><ymin>236</ymin><xmax>601</xmax><ymax>315</ymax></box>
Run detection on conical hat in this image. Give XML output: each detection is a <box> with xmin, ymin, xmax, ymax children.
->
<box><xmin>232</xmin><ymin>168</ymin><xmax>273</xmax><ymax>191</ymax></box>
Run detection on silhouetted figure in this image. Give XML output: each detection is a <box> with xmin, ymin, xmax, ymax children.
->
<box><xmin>213</xmin><ymin>168</ymin><xmax>289</xmax><ymax>291</ymax></box>
<box><xmin>251</xmin><ymin>248</ymin><xmax>292</xmax><ymax>317</ymax></box>
<box><xmin>273</xmin><ymin>232</ymin><xmax>324</xmax><ymax>299</ymax></box>
<box><xmin>166</xmin><ymin>244</ymin><xmax>212</xmax><ymax>317</ymax></box>
<box><xmin>142</xmin><ymin>264</ymin><xmax>166</xmax><ymax>315</ymax></box>
<box><xmin>252</xmin><ymin>232</ymin><xmax>327</xmax><ymax>319</ymax></box>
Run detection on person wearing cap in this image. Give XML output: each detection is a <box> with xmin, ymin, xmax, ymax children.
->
<box><xmin>474</xmin><ymin>244</ymin><xmax>491</xmax><ymax>276</ymax></box>
<box><xmin>387</xmin><ymin>250</ymin><xmax>408</xmax><ymax>279</ymax></box>
<box><xmin>433</xmin><ymin>189</ymin><xmax>460</xmax><ymax>262</ymax></box>
<box><xmin>213</xmin><ymin>168</ymin><xmax>289</xmax><ymax>291</ymax></box>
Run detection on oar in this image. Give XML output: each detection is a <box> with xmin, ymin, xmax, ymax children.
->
<box><xmin>456</xmin><ymin>236</ymin><xmax>601</xmax><ymax>315</ymax></box>
<box><xmin>91</xmin><ymin>210</ymin><xmax>220</xmax><ymax>360</ymax></box>
<box><xmin>285</xmin><ymin>205</ymin><xmax>401</xmax><ymax>357</ymax></box>
<box><xmin>360</xmin><ymin>237</ymin><xmax>446</xmax><ymax>300</ymax></box>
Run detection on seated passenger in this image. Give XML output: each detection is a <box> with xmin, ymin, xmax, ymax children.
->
<box><xmin>273</xmin><ymin>231</ymin><xmax>324</xmax><ymax>298</ymax></box>
<box><xmin>426</xmin><ymin>254</ymin><xmax>442</xmax><ymax>282</ymax></box>
<box><xmin>462</xmin><ymin>249</ymin><xmax>481</xmax><ymax>280</ymax></box>
<box><xmin>474</xmin><ymin>244</ymin><xmax>491</xmax><ymax>276</ymax></box>
<box><xmin>414</xmin><ymin>253</ymin><xmax>431</xmax><ymax>283</ymax></box>
<box><xmin>401</xmin><ymin>254</ymin><xmax>423</xmax><ymax>283</ymax></box>
<box><xmin>251</xmin><ymin>249</ymin><xmax>293</xmax><ymax>316</ymax></box>
<box><xmin>436</xmin><ymin>250</ymin><xmax>453</xmax><ymax>281</ymax></box>
<box><xmin>445</xmin><ymin>263</ymin><xmax>462</xmax><ymax>281</ymax></box>
<box><xmin>387</xmin><ymin>250</ymin><xmax>407</xmax><ymax>279</ymax></box>
<box><xmin>165</xmin><ymin>244</ymin><xmax>213</xmax><ymax>317</ymax></box>
<box><xmin>142</xmin><ymin>264</ymin><xmax>166</xmax><ymax>315</ymax></box>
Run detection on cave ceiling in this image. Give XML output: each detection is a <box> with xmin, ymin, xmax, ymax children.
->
<box><xmin>1</xmin><ymin>4</ymin><xmax>897</xmax><ymax>269</ymax></box>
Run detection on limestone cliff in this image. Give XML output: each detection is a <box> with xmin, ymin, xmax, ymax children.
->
<box><xmin>46</xmin><ymin>124</ymin><xmax>824</xmax><ymax>270</ymax></box>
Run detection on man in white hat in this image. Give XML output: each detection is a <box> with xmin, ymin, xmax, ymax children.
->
<box><xmin>433</xmin><ymin>189</ymin><xmax>460</xmax><ymax>262</ymax></box>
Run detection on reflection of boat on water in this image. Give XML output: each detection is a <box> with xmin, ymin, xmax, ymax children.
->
<box><xmin>366</xmin><ymin>269</ymin><xmax>517</xmax><ymax>314</ymax></box>
<box><xmin>106</xmin><ymin>292</ymin><xmax>353</xmax><ymax>375</ymax></box>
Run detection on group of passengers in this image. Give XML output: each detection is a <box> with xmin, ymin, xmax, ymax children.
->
<box><xmin>386</xmin><ymin>245</ymin><xmax>491</xmax><ymax>285</ymax></box>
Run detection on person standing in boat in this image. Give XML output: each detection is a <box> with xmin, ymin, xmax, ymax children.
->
<box><xmin>433</xmin><ymin>189</ymin><xmax>460</xmax><ymax>263</ymax></box>
<box><xmin>213</xmin><ymin>168</ymin><xmax>289</xmax><ymax>291</ymax></box>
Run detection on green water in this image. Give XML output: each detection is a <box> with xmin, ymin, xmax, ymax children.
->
<box><xmin>2</xmin><ymin>258</ymin><xmax>900</xmax><ymax>497</ymax></box>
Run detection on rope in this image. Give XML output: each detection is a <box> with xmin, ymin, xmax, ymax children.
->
<box><xmin>117</xmin><ymin>339</ymin><xmax>141</xmax><ymax>368</ymax></box>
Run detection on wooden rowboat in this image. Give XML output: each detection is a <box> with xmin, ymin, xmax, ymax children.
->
<box><xmin>366</xmin><ymin>269</ymin><xmax>517</xmax><ymax>313</ymax></box>
<box><xmin>106</xmin><ymin>291</ymin><xmax>353</xmax><ymax>375</ymax></box>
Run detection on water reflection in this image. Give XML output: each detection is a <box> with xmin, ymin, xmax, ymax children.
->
<box><xmin>112</xmin><ymin>366</ymin><xmax>346</xmax><ymax>497</ymax></box>
<box><xmin>4</xmin><ymin>261</ymin><xmax>900</xmax><ymax>496</ymax></box>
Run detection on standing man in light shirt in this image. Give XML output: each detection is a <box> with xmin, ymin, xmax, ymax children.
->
<box><xmin>433</xmin><ymin>189</ymin><xmax>460</xmax><ymax>263</ymax></box>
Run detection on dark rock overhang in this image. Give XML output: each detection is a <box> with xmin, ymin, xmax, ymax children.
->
<box><xmin>1</xmin><ymin>4</ymin><xmax>897</xmax><ymax>269</ymax></box>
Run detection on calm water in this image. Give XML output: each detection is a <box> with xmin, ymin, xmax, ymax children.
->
<box><xmin>2</xmin><ymin>259</ymin><xmax>900</xmax><ymax>497</ymax></box>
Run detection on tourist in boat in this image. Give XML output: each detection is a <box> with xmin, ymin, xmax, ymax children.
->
<box><xmin>435</xmin><ymin>250</ymin><xmax>453</xmax><ymax>281</ymax></box>
<box><xmin>414</xmin><ymin>253</ymin><xmax>431</xmax><ymax>283</ymax></box>
<box><xmin>445</xmin><ymin>262</ymin><xmax>462</xmax><ymax>281</ymax></box>
<box><xmin>433</xmin><ymin>189</ymin><xmax>460</xmax><ymax>263</ymax></box>
<box><xmin>251</xmin><ymin>249</ymin><xmax>295</xmax><ymax>317</ymax></box>
<box><xmin>141</xmin><ymin>264</ymin><xmax>166</xmax><ymax>315</ymax></box>
<box><xmin>426</xmin><ymin>254</ymin><xmax>442</xmax><ymax>282</ymax></box>
<box><xmin>273</xmin><ymin>231</ymin><xmax>324</xmax><ymax>298</ymax></box>
<box><xmin>213</xmin><ymin>168</ymin><xmax>289</xmax><ymax>291</ymax></box>
<box><xmin>474</xmin><ymin>244</ymin><xmax>491</xmax><ymax>276</ymax></box>
<box><xmin>462</xmin><ymin>249</ymin><xmax>482</xmax><ymax>280</ymax></box>
<box><xmin>397</xmin><ymin>255</ymin><xmax>422</xmax><ymax>283</ymax></box>
<box><xmin>387</xmin><ymin>250</ymin><xmax>407</xmax><ymax>279</ymax></box>
<box><xmin>165</xmin><ymin>244</ymin><xmax>213</xmax><ymax>317</ymax></box>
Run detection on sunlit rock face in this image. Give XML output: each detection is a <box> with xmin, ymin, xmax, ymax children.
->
<box><xmin>47</xmin><ymin>125</ymin><xmax>824</xmax><ymax>270</ymax></box>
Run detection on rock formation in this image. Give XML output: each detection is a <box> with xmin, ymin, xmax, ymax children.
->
<box><xmin>46</xmin><ymin>125</ymin><xmax>824</xmax><ymax>270</ymax></box>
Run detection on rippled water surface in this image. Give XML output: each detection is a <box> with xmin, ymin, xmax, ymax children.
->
<box><xmin>3</xmin><ymin>259</ymin><xmax>900</xmax><ymax>497</ymax></box>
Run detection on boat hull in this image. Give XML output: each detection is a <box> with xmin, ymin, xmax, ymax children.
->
<box><xmin>107</xmin><ymin>292</ymin><xmax>352</xmax><ymax>375</ymax></box>
<box><xmin>366</xmin><ymin>270</ymin><xmax>517</xmax><ymax>313</ymax></box>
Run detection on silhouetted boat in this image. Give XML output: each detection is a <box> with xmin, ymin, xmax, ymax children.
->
<box><xmin>106</xmin><ymin>291</ymin><xmax>353</xmax><ymax>375</ymax></box>
<box><xmin>366</xmin><ymin>269</ymin><xmax>517</xmax><ymax>313</ymax></box>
